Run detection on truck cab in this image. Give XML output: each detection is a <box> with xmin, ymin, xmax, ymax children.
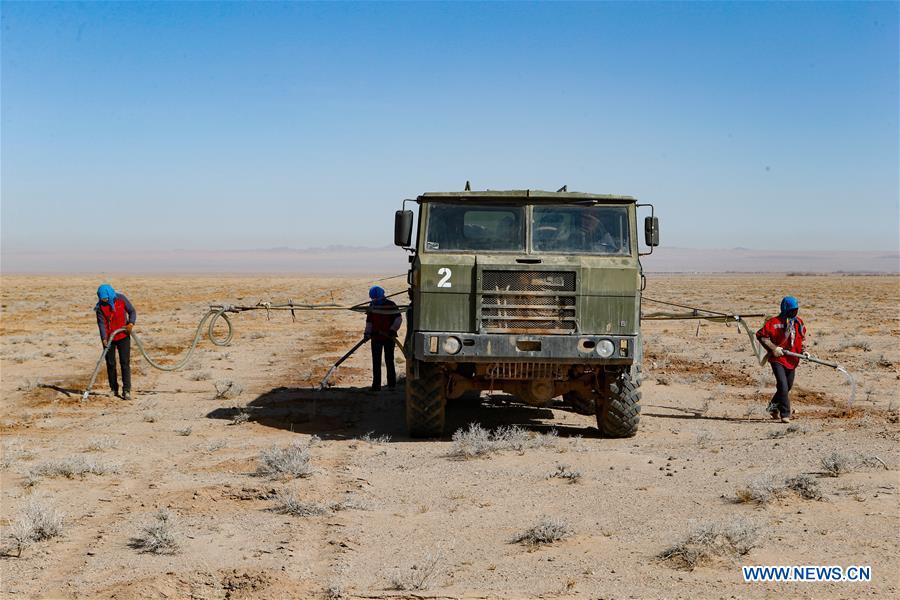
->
<box><xmin>395</xmin><ymin>189</ymin><xmax>659</xmax><ymax>437</ymax></box>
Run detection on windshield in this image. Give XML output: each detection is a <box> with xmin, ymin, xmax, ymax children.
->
<box><xmin>532</xmin><ymin>205</ymin><xmax>631</xmax><ymax>255</ymax></box>
<box><xmin>425</xmin><ymin>204</ymin><xmax>526</xmax><ymax>252</ymax></box>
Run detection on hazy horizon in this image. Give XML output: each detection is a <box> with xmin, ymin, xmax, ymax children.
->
<box><xmin>3</xmin><ymin>244</ymin><xmax>897</xmax><ymax>275</ymax></box>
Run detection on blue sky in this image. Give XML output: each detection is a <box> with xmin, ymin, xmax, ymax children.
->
<box><xmin>2</xmin><ymin>1</ymin><xmax>897</xmax><ymax>260</ymax></box>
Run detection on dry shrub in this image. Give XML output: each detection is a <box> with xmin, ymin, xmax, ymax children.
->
<box><xmin>206</xmin><ymin>439</ymin><xmax>227</xmax><ymax>452</ymax></box>
<box><xmin>17</xmin><ymin>377</ymin><xmax>44</xmax><ymax>392</ymax></box>
<box><xmin>359</xmin><ymin>431</ymin><xmax>392</xmax><ymax>445</ymax></box>
<box><xmin>548</xmin><ymin>464</ymin><xmax>582</xmax><ymax>484</ymax></box>
<box><xmin>271</xmin><ymin>489</ymin><xmax>328</xmax><ymax>517</ymax></box>
<box><xmin>660</xmin><ymin>518</ymin><xmax>760</xmax><ymax>570</ymax></box>
<box><xmin>214</xmin><ymin>379</ymin><xmax>243</xmax><ymax>399</ymax></box>
<box><xmin>835</xmin><ymin>339</ymin><xmax>871</xmax><ymax>352</ymax></box>
<box><xmin>29</xmin><ymin>456</ymin><xmax>118</xmax><ymax>482</ymax></box>
<box><xmin>332</xmin><ymin>495</ymin><xmax>372</xmax><ymax>512</ymax></box>
<box><xmin>85</xmin><ymin>436</ymin><xmax>118</xmax><ymax>451</ymax></box>
<box><xmin>324</xmin><ymin>582</ymin><xmax>345</xmax><ymax>599</ymax></box>
<box><xmin>230</xmin><ymin>409</ymin><xmax>250</xmax><ymax>425</ymax></box>
<box><xmin>735</xmin><ymin>474</ymin><xmax>786</xmax><ymax>505</ymax></box>
<box><xmin>256</xmin><ymin>441</ymin><xmax>313</xmax><ymax>479</ymax></box>
<box><xmin>130</xmin><ymin>509</ymin><xmax>180</xmax><ymax>554</ymax></box>
<box><xmin>767</xmin><ymin>424</ymin><xmax>808</xmax><ymax>439</ymax></box>
<box><xmin>735</xmin><ymin>473</ymin><xmax>823</xmax><ymax>504</ymax></box>
<box><xmin>449</xmin><ymin>424</ymin><xmax>558</xmax><ymax>459</ymax></box>
<box><xmin>389</xmin><ymin>552</ymin><xmax>442</xmax><ymax>591</ymax></box>
<box><xmin>514</xmin><ymin>517</ymin><xmax>572</xmax><ymax>546</ymax></box>
<box><xmin>449</xmin><ymin>423</ymin><xmax>492</xmax><ymax>458</ymax></box>
<box><xmin>4</xmin><ymin>498</ymin><xmax>65</xmax><ymax>556</ymax></box>
<box><xmin>1</xmin><ymin>439</ymin><xmax>35</xmax><ymax>469</ymax></box>
<box><xmin>821</xmin><ymin>451</ymin><xmax>855</xmax><ymax>477</ymax></box>
<box><xmin>784</xmin><ymin>474</ymin><xmax>823</xmax><ymax>500</ymax></box>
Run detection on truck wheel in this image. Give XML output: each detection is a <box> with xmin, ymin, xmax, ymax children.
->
<box><xmin>596</xmin><ymin>371</ymin><xmax>641</xmax><ymax>438</ymax></box>
<box><xmin>563</xmin><ymin>391</ymin><xmax>594</xmax><ymax>415</ymax></box>
<box><xmin>406</xmin><ymin>362</ymin><xmax>447</xmax><ymax>438</ymax></box>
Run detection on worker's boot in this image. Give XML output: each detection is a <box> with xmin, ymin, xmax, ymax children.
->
<box><xmin>122</xmin><ymin>391</ymin><xmax>132</xmax><ymax>401</ymax></box>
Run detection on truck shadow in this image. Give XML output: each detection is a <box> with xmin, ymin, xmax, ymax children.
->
<box><xmin>206</xmin><ymin>385</ymin><xmax>598</xmax><ymax>441</ymax></box>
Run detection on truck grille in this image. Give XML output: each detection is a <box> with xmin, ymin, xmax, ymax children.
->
<box><xmin>480</xmin><ymin>270</ymin><xmax>576</xmax><ymax>334</ymax></box>
<box><xmin>482</xmin><ymin>362</ymin><xmax>566</xmax><ymax>381</ymax></box>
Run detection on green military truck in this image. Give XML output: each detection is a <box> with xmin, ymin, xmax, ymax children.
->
<box><xmin>394</xmin><ymin>188</ymin><xmax>659</xmax><ymax>438</ymax></box>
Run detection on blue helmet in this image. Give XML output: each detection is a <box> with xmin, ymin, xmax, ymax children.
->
<box><xmin>369</xmin><ymin>286</ymin><xmax>386</xmax><ymax>300</ymax></box>
<box><xmin>780</xmin><ymin>296</ymin><xmax>799</xmax><ymax>316</ymax></box>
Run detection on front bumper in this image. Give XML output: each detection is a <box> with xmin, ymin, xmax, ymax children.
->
<box><xmin>413</xmin><ymin>332</ymin><xmax>635</xmax><ymax>364</ymax></box>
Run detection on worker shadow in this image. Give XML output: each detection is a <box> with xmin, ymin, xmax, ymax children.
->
<box><xmin>206</xmin><ymin>385</ymin><xmax>597</xmax><ymax>441</ymax></box>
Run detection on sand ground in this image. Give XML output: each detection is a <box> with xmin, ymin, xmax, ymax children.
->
<box><xmin>1</xmin><ymin>274</ymin><xmax>898</xmax><ymax>599</ymax></box>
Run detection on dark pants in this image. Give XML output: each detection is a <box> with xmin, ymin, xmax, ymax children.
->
<box><xmin>105</xmin><ymin>337</ymin><xmax>131</xmax><ymax>394</ymax></box>
<box><xmin>371</xmin><ymin>338</ymin><xmax>396</xmax><ymax>390</ymax></box>
<box><xmin>769</xmin><ymin>362</ymin><xmax>795</xmax><ymax>418</ymax></box>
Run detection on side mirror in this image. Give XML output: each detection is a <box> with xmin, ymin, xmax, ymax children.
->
<box><xmin>644</xmin><ymin>216</ymin><xmax>659</xmax><ymax>247</ymax></box>
<box><xmin>395</xmin><ymin>210</ymin><xmax>413</xmax><ymax>247</ymax></box>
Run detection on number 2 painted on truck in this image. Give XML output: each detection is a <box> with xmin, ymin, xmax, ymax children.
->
<box><xmin>437</xmin><ymin>267</ymin><xmax>452</xmax><ymax>288</ymax></box>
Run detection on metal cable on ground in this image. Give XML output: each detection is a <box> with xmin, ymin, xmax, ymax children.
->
<box><xmin>643</xmin><ymin>296</ymin><xmax>732</xmax><ymax>317</ymax></box>
<box><xmin>210</xmin><ymin>290</ymin><xmax>410</xmax><ymax>318</ymax></box>
<box><xmin>82</xmin><ymin>308</ymin><xmax>233</xmax><ymax>399</ymax></box>
<box><xmin>642</xmin><ymin>297</ymin><xmax>857</xmax><ymax>405</ymax></box>
<box><xmin>81</xmin><ymin>289</ymin><xmax>406</xmax><ymax>399</ymax></box>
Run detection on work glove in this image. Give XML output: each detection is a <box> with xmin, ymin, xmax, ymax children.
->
<box><xmin>363</xmin><ymin>335</ymin><xmax>371</xmax><ymax>342</ymax></box>
<box><xmin>390</xmin><ymin>330</ymin><xmax>399</xmax><ymax>338</ymax></box>
<box><xmin>772</xmin><ymin>347</ymin><xmax>784</xmax><ymax>358</ymax></box>
<box><xmin>125</xmin><ymin>323</ymin><xmax>134</xmax><ymax>334</ymax></box>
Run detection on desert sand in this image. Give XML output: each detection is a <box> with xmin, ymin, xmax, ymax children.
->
<box><xmin>1</xmin><ymin>273</ymin><xmax>898</xmax><ymax>599</ymax></box>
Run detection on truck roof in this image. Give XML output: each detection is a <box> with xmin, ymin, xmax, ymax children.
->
<box><xmin>417</xmin><ymin>189</ymin><xmax>637</xmax><ymax>203</ymax></box>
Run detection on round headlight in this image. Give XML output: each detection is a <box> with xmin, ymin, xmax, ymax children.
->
<box><xmin>596</xmin><ymin>339</ymin><xmax>615</xmax><ymax>358</ymax></box>
<box><xmin>442</xmin><ymin>336</ymin><xmax>462</xmax><ymax>355</ymax></box>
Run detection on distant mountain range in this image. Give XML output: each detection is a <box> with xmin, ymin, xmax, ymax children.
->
<box><xmin>2</xmin><ymin>246</ymin><xmax>897</xmax><ymax>274</ymax></box>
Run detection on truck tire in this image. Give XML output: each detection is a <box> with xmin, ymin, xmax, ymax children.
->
<box><xmin>406</xmin><ymin>362</ymin><xmax>447</xmax><ymax>438</ymax></box>
<box><xmin>596</xmin><ymin>371</ymin><xmax>641</xmax><ymax>438</ymax></box>
<box><xmin>563</xmin><ymin>391</ymin><xmax>594</xmax><ymax>415</ymax></box>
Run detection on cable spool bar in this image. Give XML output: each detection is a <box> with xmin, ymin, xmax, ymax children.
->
<box><xmin>641</xmin><ymin>296</ymin><xmax>857</xmax><ymax>406</ymax></box>
<box><xmin>81</xmin><ymin>293</ymin><xmax>410</xmax><ymax>400</ymax></box>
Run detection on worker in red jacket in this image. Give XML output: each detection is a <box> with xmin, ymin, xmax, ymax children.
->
<box><xmin>364</xmin><ymin>286</ymin><xmax>402</xmax><ymax>391</ymax></box>
<box><xmin>95</xmin><ymin>284</ymin><xmax>137</xmax><ymax>400</ymax></box>
<box><xmin>756</xmin><ymin>296</ymin><xmax>807</xmax><ymax>423</ymax></box>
